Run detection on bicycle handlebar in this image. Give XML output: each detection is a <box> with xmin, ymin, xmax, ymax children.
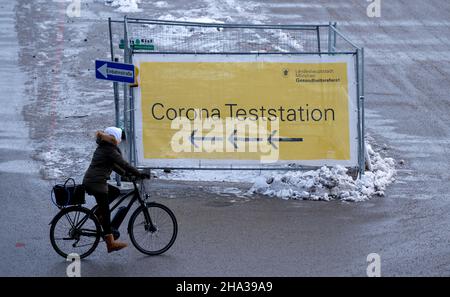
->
<box><xmin>121</xmin><ymin>173</ymin><xmax>150</xmax><ymax>183</ymax></box>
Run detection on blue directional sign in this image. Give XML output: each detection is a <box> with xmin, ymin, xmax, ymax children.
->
<box><xmin>95</xmin><ymin>60</ymin><xmax>135</xmax><ymax>83</ymax></box>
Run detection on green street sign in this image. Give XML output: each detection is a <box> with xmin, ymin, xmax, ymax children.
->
<box><xmin>119</xmin><ymin>38</ymin><xmax>155</xmax><ymax>50</ymax></box>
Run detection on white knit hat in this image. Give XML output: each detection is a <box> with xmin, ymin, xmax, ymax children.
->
<box><xmin>104</xmin><ymin>127</ymin><xmax>122</xmax><ymax>143</ymax></box>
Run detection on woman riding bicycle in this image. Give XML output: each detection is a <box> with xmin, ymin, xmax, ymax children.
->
<box><xmin>83</xmin><ymin>126</ymin><xmax>147</xmax><ymax>253</ymax></box>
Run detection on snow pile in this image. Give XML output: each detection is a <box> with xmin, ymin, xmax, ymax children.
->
<box><xmin>136</xmin><ymin>15</ymin><xmax>227</xmax><ymax>52</ymax></box>
<box><xmin>203</xmin><ymin>0</ymin><xmax>264</xmax><ymax>23</ymax></box>
<box><xmin>157</xmin><ymin>14</ymin><xmax>225</xmax><ymax>24</ymax></box>
<box><xmin>102</xmin><ymin>0</ymin><xmax>303</xmax><ymax>53</ymax></box>
<box><xmin>157</xmin><ymin>143</ymin><xmax>396</xmax><ymax>202</ymax></box>
<box><xmin>105</xmin><ymin>0</ymin><xmax>142</xmax><ymax>13</ymax></box>
<box><xmin>150</xmin><ymin>14</ymin><xmax>304</xmax><ymax>53</ymax></box>
<box><xmin>250</xmin><ymin>145</ymin><xmax>396</xmax><ymax>202</ymax></box>
<box><xmin>34</xmin><ymin>149</ymin><xmax>87</xmax><ymax>180</ymax></box>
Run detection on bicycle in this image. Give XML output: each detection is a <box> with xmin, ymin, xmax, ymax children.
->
<box><xmin>49</xmin><ymin>176</ymin><xmax>178</xmax><ymax>259</ymax></box>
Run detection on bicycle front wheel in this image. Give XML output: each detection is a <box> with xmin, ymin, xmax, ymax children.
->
<box><xmin>49</xmin><ymin>206</ymin><xmax>101</xmax><ymax>259</ymax></box>
<box><xmin>128</xmin><ymin>202</ymin><xmax>178</xmax><ymax>256</ymax></box>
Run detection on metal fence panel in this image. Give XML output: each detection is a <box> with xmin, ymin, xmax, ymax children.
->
<box><xmin>108</xmin><ymin>17</ymin><xmax>365</xmax><ymax>176</ymax></box>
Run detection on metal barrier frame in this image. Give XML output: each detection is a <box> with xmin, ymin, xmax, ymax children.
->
<box><xmin>108</xmin><ymin>17</ymin><xmax>365</xmax><ymax>177</ymax></box>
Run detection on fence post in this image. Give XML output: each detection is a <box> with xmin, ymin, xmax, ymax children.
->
<box><xmin>328</xmin><ymin>22</ymin><xmax>332</xmax><ymax>52</ymax></box>
<box><xmin>316</xmin><ymin>26</ymin><xmax>321</xmax><ymax>53</ymax></box>
<box><xmin>355</xmin><ymin>48</ymin><xmax>362</xmax><ymax>177</ymax></box>
<box><xmin>129</xmin><ymin>54</ymin><xmax>136</xmax><ymax>167</ymax></box>
<box><xmin>109</xmin><ymin>18</ymin><xmax>120</xmax><ymax>130</ymax></box>
<box><xmin>333</xmin><ymin>22</ymin><xmax>337</xmax><ymax>51</ymax></box>
<box><xmin>361</xmin><ymin>47</ymin><xmax>366</xmax><ymax>175</ymax></box>
<box><xmin>109</xmin><ymin>18</ymin><xmax>122</xmax><ymax>186</ymax></box>
<box><xmin>123</xmin><ymin>16</ymin><xmax>132</xmax><ymax>164</ymax></box>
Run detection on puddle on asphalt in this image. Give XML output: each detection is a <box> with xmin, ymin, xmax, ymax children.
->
<box><xmin>206</xmin><ymin>186</ymin><xmax>251</xmax><ymax>198</ymax></box>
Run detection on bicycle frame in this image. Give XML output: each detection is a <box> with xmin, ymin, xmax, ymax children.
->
<box><xmin>109</xmin><ymin>181</ymin><xmax>143</xmax><ymax>214</ymax></box>
<box><xmin>49</xmin><ymin>177</ymin><xmax>177</xmax><ymax>258</ymax></box>
<box><xmin>92</xmin><ymin>180</ymin><xmax>153</xmax><ymax>231</ymax></box>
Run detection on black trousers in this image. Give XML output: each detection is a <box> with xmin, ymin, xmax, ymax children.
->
<box><xmin>88</xmin><ymin>184</ymin><xmax>121</xmax><ymax>234</ymax></box>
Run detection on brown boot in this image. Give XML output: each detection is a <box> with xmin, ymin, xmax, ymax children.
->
<box><xmin>104</xmin><ymin>234</ymin><xmax>128</xmax><ymax>253</ymax></box>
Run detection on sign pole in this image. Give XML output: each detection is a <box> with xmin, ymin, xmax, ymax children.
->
<box><xmin>123</xmin><ymin>16</ymin><xmax>132</xmax><ymax>164</ymax></box>
<box><xmin>109</xmin><ymin>17</ymin><xmax>121</xmax><ymax>186</ymax></box>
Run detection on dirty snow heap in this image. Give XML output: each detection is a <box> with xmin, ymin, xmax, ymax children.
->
<box><xmin>250</xmin><ymin>144</ymin><xmax>396</xmax><ymax>202</ymax></box>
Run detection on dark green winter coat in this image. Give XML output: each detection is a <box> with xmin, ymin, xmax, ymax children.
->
<box><xmin>83</xmin><ymin>131</ymin><xmax>141</xmax><ymax>194</ymax></box>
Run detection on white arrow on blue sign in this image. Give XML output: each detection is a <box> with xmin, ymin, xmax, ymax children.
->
<box><xmin>95</xmin><ymin>60</ymin><xmax>135</xmax><ymax>83</ymax></box>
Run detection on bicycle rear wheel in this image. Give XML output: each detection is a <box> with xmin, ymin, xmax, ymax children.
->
<box><xmin>128</xmin><ymin>202</ymin><xmax>177</xmax><ymax>256</ymax></box>
<box><xmin>49</xmin><ymin>206</ymin><xmax>101</xmax><ymax>259</ymax></box>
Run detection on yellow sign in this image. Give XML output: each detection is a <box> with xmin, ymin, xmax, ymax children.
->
<box><xmin>133</xmin><ymin>54</ymin><xmax>357</xmax><ymax>167</ymax></box>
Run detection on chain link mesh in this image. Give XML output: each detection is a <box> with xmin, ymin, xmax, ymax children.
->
<box><xmin>126</xmin><ymin>21</ymin><xmax>321</xmax><ymax>53</ymax></box>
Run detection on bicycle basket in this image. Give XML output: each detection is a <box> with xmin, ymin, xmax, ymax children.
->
<box><xmin>52</xmin><ymin>178</ymin><xmax>86</xmax><ymax>207</ymax></box>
